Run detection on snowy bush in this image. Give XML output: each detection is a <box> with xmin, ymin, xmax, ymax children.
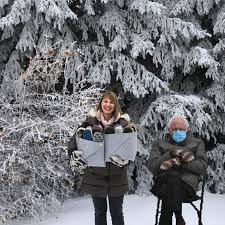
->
<box><xmin>0</xmin><ymin>40</ymin><xmax>101</xmax><ymax>222</ymax></box>
<box><xmin>206</xmin><ymin>144</ymin><xmax>225</xmax><ymax>194</ymax></box>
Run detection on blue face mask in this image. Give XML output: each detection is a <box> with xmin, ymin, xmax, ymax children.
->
<box><xmin>172</xmin><ymin>130</ymin><xmax>187</xmax><ymax>143</ymax></box>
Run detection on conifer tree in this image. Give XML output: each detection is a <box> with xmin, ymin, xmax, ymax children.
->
<box><xmin>67</xmin><ymin>0</ymin><xmax>225</xmax><ymax>194</ymax></box>
<box><xmin>1</xmin><ymin>0</ymin><xmax>225</xmax><ymax>220</ymax></box>
<box><xmin>0</xmin><ymin>1</ymin><xmax>100</xmax><ymax>221</ymax></box>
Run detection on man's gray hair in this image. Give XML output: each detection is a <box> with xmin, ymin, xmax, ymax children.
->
<box><xmin>168</xmin><ymin>115</ymin><xmax>189</xmax><ymax>129</ymax></box>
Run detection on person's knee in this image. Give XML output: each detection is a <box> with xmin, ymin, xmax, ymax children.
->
<box><xmin>93</xmin><ymin>197</ymin><xmax>107</xmax><ymax>215</ymax></box>
<box><xmin>109</xmin><ymin>196</ymin><xmax>123</xmax><ymax>216</ymax></box>
<box><xmin>95</xmin><ymin>206</ymin><xmax>107</xmax><ymax>216</ymax></box>
<box><xmin>110</xmin><ymin>207</ymin><xmax>123</xmax><ymax>216</ymax></box>
<box><xmin>164</xmin><ymin>170</ymin><xmax>181</xmax><ymax>184</ymax></box>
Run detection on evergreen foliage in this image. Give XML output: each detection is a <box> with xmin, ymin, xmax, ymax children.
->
<box><xmin>207</xmin><ymin>144</ymin><xmax>225</xmax><ymax>194</ymax></box>
<box><xmin>1</xmin><ymin>0</ymin><xmax>225</xmax><ymax>221</ymax></box>
<box><xmin>0</xmin><ymin>39</ymin><xmax>101</xmax><ymax>221</ymax></box>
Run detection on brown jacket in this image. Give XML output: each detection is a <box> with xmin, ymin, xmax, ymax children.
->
<box><xmin>147</xmin><ymin>133</ymin><xmax>207</xmax><ymax>192</ymax></box>
<box><xmin>68</xmin><ymin>110</ymin><xmax>131</xmax><ymax>197</ymax></box>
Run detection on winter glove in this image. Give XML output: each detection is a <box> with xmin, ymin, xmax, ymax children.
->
<box><xmin>76</xmin><ymin>127</ymin><xmax>85</xmax><ymax>138</ymax></box>
<box><xmin>70</xmin><ymin>151</ymin><xmax>87</xmax><ymax>175</ymax></box>
<box><xmin>180</xmin><ymin>151</ymin><xmax>195</xmax><ymax>163</ymax></box>
<box><xmin>160</xmin><ymin>158</ymin><xmax>181</xmax><ymax>170</ymax></box>
<box><xmin>114</xmin><ymin>125</ymin><xmax>123</xmax><ymax>134</ymax></box>
<box><xmin>109</xmin><ymin>155</ymin><xmax>129</xmax><ymax>167</ymax></box>
<box><xmin>92</xmin><ymin>125</ymin><xmax>103</xmax><ymax>142</ymax></box>
<box><xmin>82</xmin><ymin>126</ymin><xmax>93</xmax><ymax>141</ymax></box>
<box><xmin>104</xmin><ymin>126</ymin><xmax>115</xmax><ymax>134</ymax></box>
<box><xmin>123</xmin><ymin>123</ymin><xmax>136</xmax><ymax>133</ymax></box>
<box><xmin>170</xmin><ymin>149</ymin><xmax>184</xmax><ymax>158</ymax></box>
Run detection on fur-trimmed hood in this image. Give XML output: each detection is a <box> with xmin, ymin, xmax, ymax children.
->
<box><xmin>88</xmin><ymin>108</ymin><xmax>130</xmax><ymax>123</ymax></box>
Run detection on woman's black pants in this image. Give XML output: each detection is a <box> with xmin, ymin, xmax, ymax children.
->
<box><xmin>92</xmin><ymin>195</ymin><xmax>124</xmax><ymax>225</ymax></box>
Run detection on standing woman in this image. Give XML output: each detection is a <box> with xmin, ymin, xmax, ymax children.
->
<box><xmin>68</xmin><ymin>91</ymin><xmax>135</xmax><ymax>225</ymax></box>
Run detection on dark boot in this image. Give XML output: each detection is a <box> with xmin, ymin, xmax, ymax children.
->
<box><xmin>159</xmin><ymin>211</ymin><xmax>172</xmax><ymax>225</ymax></box>
<box><xmin>176</xmin><ymin>216</ymin><xmax>186</xmax><ymax>225</ymax></box>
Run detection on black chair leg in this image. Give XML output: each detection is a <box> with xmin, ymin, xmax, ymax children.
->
<box><xmin>198</xmin><ymin>218</ymin><xmax>203</xmax><ymax>225</ymax></box>
<box><xmin>156</xmin><ymin>200</ymin><xmax>203</xmax><ymax>225</ymax></box>
<box><xmin>155</xmin><ymin>198</ymin><xmax>161</xmax><ymax>225</ymax></box>
<box><xmin>198</xmin><ymin>211</ymin><xmax>203</xmax><ymax>225</ymax></box>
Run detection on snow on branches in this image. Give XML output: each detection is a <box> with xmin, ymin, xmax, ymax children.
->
<box><xmin>184</xmin><ymin>46</ymin><xmax>220</xmax><ymax>80</ymax></box>
<box><xmin>130</xmin><ymin>0</ymin><xmax>166</xmax><ymax>16</ymax></box>
<box><xmin>140</xmin><ymin>94</ymin><xmax>216</xmax><ymax>140</ymax></box>
<box><xmin>206</xmin><ymin>144</ymin><xmax>225</xmax><ymax>194</ymax></box>
<box><xmin>0</xmin><ymin>39</ymin><xmax>102</xmax><ymax>222</ymax></box>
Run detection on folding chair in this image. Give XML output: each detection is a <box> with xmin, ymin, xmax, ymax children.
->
<box><xmin>154</xmin><ymin>174</ymin><xmax>206</xmax><ymax>225</ymax></box>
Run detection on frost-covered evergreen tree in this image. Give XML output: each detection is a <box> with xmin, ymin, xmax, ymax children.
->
<box><xmin>68</xmin><ymin>0</ymin><xmax>225</xmax><ymax>194</ymax></box>
<box><xmin>1</xmin><ymin>1</ymin><xmax>225</xmax><ymax>221</ymax></box>
<box><xmin>0</xmin><ymin>1</ymin><xmax>86</xmax><ymax>221</ymax></box>
<box><xmin>206</xmin><ymin>144</ymin><xmax>225</xmax><ymax>194</ymax></box>
<box><xmin>0</xmin><ymin>38</ymin><xmax>102</xmax><ymax>222</ymax></box>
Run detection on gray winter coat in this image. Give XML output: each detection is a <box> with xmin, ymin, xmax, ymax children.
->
<box><xmin>147</xmin><ymin>133</ymin><xmax>207</xmax><ymax>192</ymax></box>
<box><xmin>68</xmin><ymin>110</ymin><xmax>131</xmax><ymax>197</ymax></box>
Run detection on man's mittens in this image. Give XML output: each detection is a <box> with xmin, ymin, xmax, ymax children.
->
<box><xmin>160</xmin><ymin>159</ymin><xmax>174</xmax><ymax>170</ymax></box>
<box><xmin>170</xmin><ymin>149</ymin><xmax>184</xmax><ymax>158</ymax></box>
<box><xmin>171</xmin><ymin>157</ymin><xmax>181</xmax><ymax>167</ymax></box>
<box><xmin>160</xmin><ymin>158</ymin><xmax>181</xmax><ymax>170</ymax></box>
<box><xmin>70</xmin><ymin>151</ymin><xmax>87</xmax><ymax>175</ymax></box>
<box><xmin>180</xmin><ymin>151</ymin><xmax>195</xmax><ymax>163</ymax></box>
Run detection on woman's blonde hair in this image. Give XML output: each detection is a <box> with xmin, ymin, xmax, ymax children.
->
<box><xmin>96</xmin><ymin>91</ymin><xmax>122</xmax><ymax>118</ymax></box>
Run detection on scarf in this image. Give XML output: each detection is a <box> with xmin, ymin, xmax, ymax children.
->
<box><xmin>100</xmin><ymin>112</ymin><xmax>115</xmax><ymax>127</ymax></box>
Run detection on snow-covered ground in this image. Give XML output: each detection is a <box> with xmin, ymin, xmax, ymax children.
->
<box><xmin>6</xmin><ymin>192</ymin><xmax>225</xmax><ymax>225</ymax></box>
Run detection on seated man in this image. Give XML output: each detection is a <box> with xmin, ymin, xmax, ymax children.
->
<box><xmin>148</xmin><ymin>115</ymin><xmax>207</xmax><ymax>225</ymax></box>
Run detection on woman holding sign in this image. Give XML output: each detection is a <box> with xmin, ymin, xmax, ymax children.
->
<box><xmin>68</xmin><ymin>91</ymin><xmax>136</xmax><ymax>225</ymax></box>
